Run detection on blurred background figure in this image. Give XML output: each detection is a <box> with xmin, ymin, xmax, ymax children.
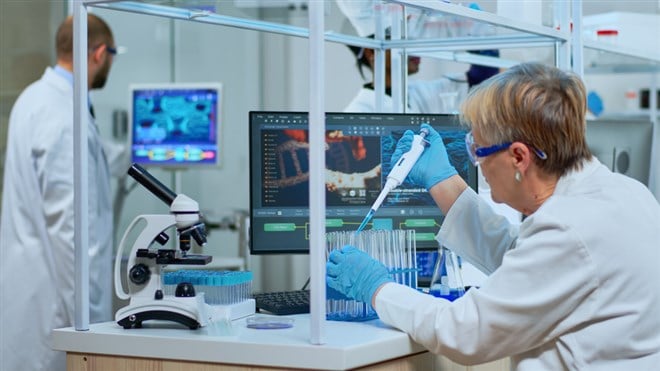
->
<box><xmin>337</xmin><ymin>0</ymin><xmax>500</xmax><ymax>113</ymax></box>
<box><xmin>0</xmin><ymin>13</ymin><xmax>117</xmax><ymax>371</ymax></box>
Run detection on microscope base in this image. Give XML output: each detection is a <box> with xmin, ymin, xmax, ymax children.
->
<box><xmin>117</xmin><ymin>310</ymin><xmax>202</xmax><ymax>329</ymax></box>
<box><xmin>115</xmin><ymin>295</ymin><xmax>211</xmax><ymax>330</ymax></box>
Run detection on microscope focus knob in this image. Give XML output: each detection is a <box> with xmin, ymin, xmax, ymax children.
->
<box><xmin>175</xmin><ymin>282</ymin><xmax>196</xmax><ymax>297</ymax></box>
<box><xmin>129</xmin><ymin>263</ymin><xmax>151</xmax><ymax>285</ymax></box>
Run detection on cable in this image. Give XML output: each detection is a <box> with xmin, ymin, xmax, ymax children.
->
<box><xmin>301</xmin><ymin>277</ymin><xmax>310</xmax><ymax>290</ymax></box>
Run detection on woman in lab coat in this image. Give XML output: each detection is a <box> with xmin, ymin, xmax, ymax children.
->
<box><xmin>327</xmin><ymin>62</ymin><xmax>660</xmax><ymax>369</ymax></box>
<box><xmin>337</xmin><ymin>0</ymin><xmax>499</xmax><ymax>114</ymax></box>
<box><xmin>0</xmin><ymin>14</ymin><xmax>116</xmax><ymax>371</ymax></box>
<box><xmin>343</xmin><ymin>41</ymin><xmax>498</xmax><ymax>113</ymax></box>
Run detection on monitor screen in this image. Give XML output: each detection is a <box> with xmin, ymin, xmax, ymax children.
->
<box><xmin>129</xmin><ymin>83</ymin><xmax>222</xmax><ymax>167</ymax></box>
<box><xmin>249</xmin><ymin>111</ymin><xmax>478</xmax><ymax>256</ymax></box>
<box><xmin>585</xmin><ymin>118</ymin><xmax>653</xmax><ymax>186</ymax></box>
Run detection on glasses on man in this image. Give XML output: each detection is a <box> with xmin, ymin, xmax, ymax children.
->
<box><xmin>90</xmin><ymin>44</ymin><xmax>123</xmax><ymax>56</ymax></box>
<box><xmin>105</xmin><ymin>44</ymin><xmax>118</xmax><ymax>55</ymax></box>
<box><xmin>465</xmin><ymin>131</ymin><xmax>547</xmax><ymax>166</ymax></box>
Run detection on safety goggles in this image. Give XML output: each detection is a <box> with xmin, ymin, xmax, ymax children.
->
<box><xmin>90</xmin><ymin>44</ymin><xmax>126</xmax><ymax>56</ymax></box>
<box><xmin>105</xmin><ymin>44</ymin><xmax>118</xmax><ymax>55</ymax></box>
<box><xmin>465</xmin><ymin>131</ymin><xmax>547</xmax><ymax>166</ymax></box>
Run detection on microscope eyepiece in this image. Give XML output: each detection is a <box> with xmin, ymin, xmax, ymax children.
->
<box><xmin>128</xmin><ymin>163</ymin><xmax>177</xmax><ymax>206</ymax></box>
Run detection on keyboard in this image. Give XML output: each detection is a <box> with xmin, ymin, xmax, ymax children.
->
<box><xmin>253</xmin><ymin>290</ymin><xmax>310</xmax><ymax>315</ymax></box>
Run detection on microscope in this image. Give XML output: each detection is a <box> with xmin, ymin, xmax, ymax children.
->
<box><xmin>114</xmin><ymin>163</ymin><xmax>213</xmax><ymax>329</ymax></box>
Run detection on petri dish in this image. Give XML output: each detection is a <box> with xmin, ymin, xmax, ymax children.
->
<box><xmin>246</xmin><ymin>316</ymin><xmax>295</xmax><ymax>330</ymax></box>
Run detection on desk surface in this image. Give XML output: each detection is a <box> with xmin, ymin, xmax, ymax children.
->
<box><xmin>53</xmin><ymin>315</ymin><xmax>427</xmax><ymax>370</ymax></box>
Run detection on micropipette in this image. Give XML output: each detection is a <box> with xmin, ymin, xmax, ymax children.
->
<box><xmin>356</xmin><ymin>127</ymin><xmax>430</xmax><ymax>233</ymax></box>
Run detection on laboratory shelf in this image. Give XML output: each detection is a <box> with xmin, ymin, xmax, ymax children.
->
<box><xmin>92</xmin><ymin>1</ymin><xmax>383</xmax><ymax>50</ymax></box>
<box><xmin>583</xmin><ymin>39</ymin><xmax>660</xmax><ymax>74</ymax></box>
<box><xmin>393</xmin><ymin>34</ymin><xmax>561</xmax><ymax>51</ymax></box>
<box><xmin>389</xmin><ymin>0</ymin><xmax>569</xmax><ymax>41</ymax></box>
<box><xmin>84</xmin><ymin>0</ymin><xmax>660</xmax><ymax>71</ymax></box>
<box><xmin>585</xmin><ymin>64</ymin><xmax>660</xmax><ymax>74</ymax></box>
<box><xmin>86</xmin><ymin>0</ymin><xmax>571</xmax><ymax>70</ymax></box>
<box><xmin>584</xmin><ymin>39</ymin><xmax>660</xmax><ymax>63</ymax></box>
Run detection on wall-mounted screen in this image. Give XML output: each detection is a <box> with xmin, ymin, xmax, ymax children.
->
<box><xmin>248</xmin><ymin>111</ymin><xmax>478</xmax><ymax>256</ymax></box>
<box><xmin>129</xmin><ymin>83</ymin><xmax>222</xmax><ymax>167</ymax></box>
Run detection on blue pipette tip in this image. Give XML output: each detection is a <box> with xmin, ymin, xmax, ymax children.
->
<box><xmin>356</xmin><ymin>209</ymin><xmax>375</xmax><ymax>234</ymax></box>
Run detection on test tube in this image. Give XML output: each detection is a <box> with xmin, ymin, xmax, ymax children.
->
<box><xmin>326</xmin><ymin>229</ymin><xmax>417</xmax><ymax>321</ymax></box>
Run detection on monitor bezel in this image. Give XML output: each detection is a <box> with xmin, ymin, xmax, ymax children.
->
<box><xmin>128</xmin><ymin>82</ymin><xmax>223</xmax><ymax>168</ymax></box>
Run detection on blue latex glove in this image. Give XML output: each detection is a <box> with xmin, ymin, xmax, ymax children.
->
<box><xmin>326</xmin><ymin>245</ymin><xmax>392</xmax><ymax>304</ymax></box>
<box><xmin>391</xmin><ymin>123</ymin><xmax>457</xmax><ymax>190</ymax></box>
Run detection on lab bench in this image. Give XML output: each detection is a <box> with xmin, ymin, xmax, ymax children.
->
<box><xmin>53</xmin><ymin>314</ymin><xmax>512</xmax><ymax>370</ymax></box>
<box><xmin>53</xmin><ymin>314</ymin><xmax>433</xmax><ymax>370</ymax></box>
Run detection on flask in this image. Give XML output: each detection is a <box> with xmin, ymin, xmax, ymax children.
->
<box><xmin>428</xmin><ymin>246</ymin><xmax>465</xmax><ymax>301</ymax></box>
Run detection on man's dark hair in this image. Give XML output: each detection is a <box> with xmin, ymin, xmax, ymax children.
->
<box><xmin>56</xmin><ymin>13</ymin><xmax>113</xmax><ymax>60</ymax></box>
<box><xmin>346</xmin><ymin>30</ymin><xmax>391</xmax><ymax>80</ymax></box>
<box><xmin>347</xmin><ymin>43</ymin><xmax>370</xmax><ymax>80</ymax></box>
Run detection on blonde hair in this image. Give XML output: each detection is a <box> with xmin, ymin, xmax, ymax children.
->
<box><xmin>460</xmin><ymin>62</ymin><xmax>592</xmax><ymax>177</ymax></box>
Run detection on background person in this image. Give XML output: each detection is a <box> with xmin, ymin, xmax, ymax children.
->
<box><xmin>344</xmin><ymin>37</ymin><xmax>499</xmax><ymax>113</ymax></box>
<box><xmin>0</xmin><ymin>13</ymin><xmax>117</xmax><ymax>371</ymax></box>
<box><xmin>336</xmin><ymin>0</ymin><xmax>499</xmax><ymax>114</ymax></box>
<box><xmin>327</xmin><ymin>62</ymin><xmax>660</xmax><ymax>369</ymax></box>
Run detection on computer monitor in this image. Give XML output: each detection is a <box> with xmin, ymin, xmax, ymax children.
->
<box><xmin>248</xmin><ymin>111</ymin><xmax>478</xmax><ymax>257</ymax></box>
<box><xmin>585</xmin><ymin>118</ymin><xmax>653</xmax><ymax>186</ymax></box>
<box><xmin>129</xmin><ymin>83</ymin><xmax>222</xmax><ymax>167</ymax></box>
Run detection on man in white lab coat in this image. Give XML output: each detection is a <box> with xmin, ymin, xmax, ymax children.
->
<box><xmin>0</xmin><ymin>14</ymin><xmax>116</xmax><ymax>371</ymax></box>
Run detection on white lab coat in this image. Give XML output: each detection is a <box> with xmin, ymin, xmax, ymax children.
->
<box><xmin>375</xmin><ymin>158</ymin><xmax>660</xmax><ymax>370</ymax></box>
<box><xmin>0</xmin><ymin>67</ymin><xmax>113</xmax><ymax>371</ymax></box>
<box><xmin>343</xmin><ymin>78</ymin><xmax>468</xmax><ymax>113</ymax></box>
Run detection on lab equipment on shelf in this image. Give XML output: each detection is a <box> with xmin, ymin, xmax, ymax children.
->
<box><xmin>326</xmin><ymin>230</ymin><xmax>418</xmax><ymax>321</ymax></box>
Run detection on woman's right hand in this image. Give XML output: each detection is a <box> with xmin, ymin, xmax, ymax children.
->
<box><xmin>391</xmin><ymin>123</ymin><xmax>457</xmax><ymax>190</ymax></box>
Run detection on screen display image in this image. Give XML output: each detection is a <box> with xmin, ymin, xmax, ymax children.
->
<box><xmin>129</xmin><ymin>83</ymin><xmax>222</xmax><ymax>166</ymax></box>
<box><xmin>249</xmin><ymin>112</ymin><xmax>477</xmax><ymax>255</ymax></box>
